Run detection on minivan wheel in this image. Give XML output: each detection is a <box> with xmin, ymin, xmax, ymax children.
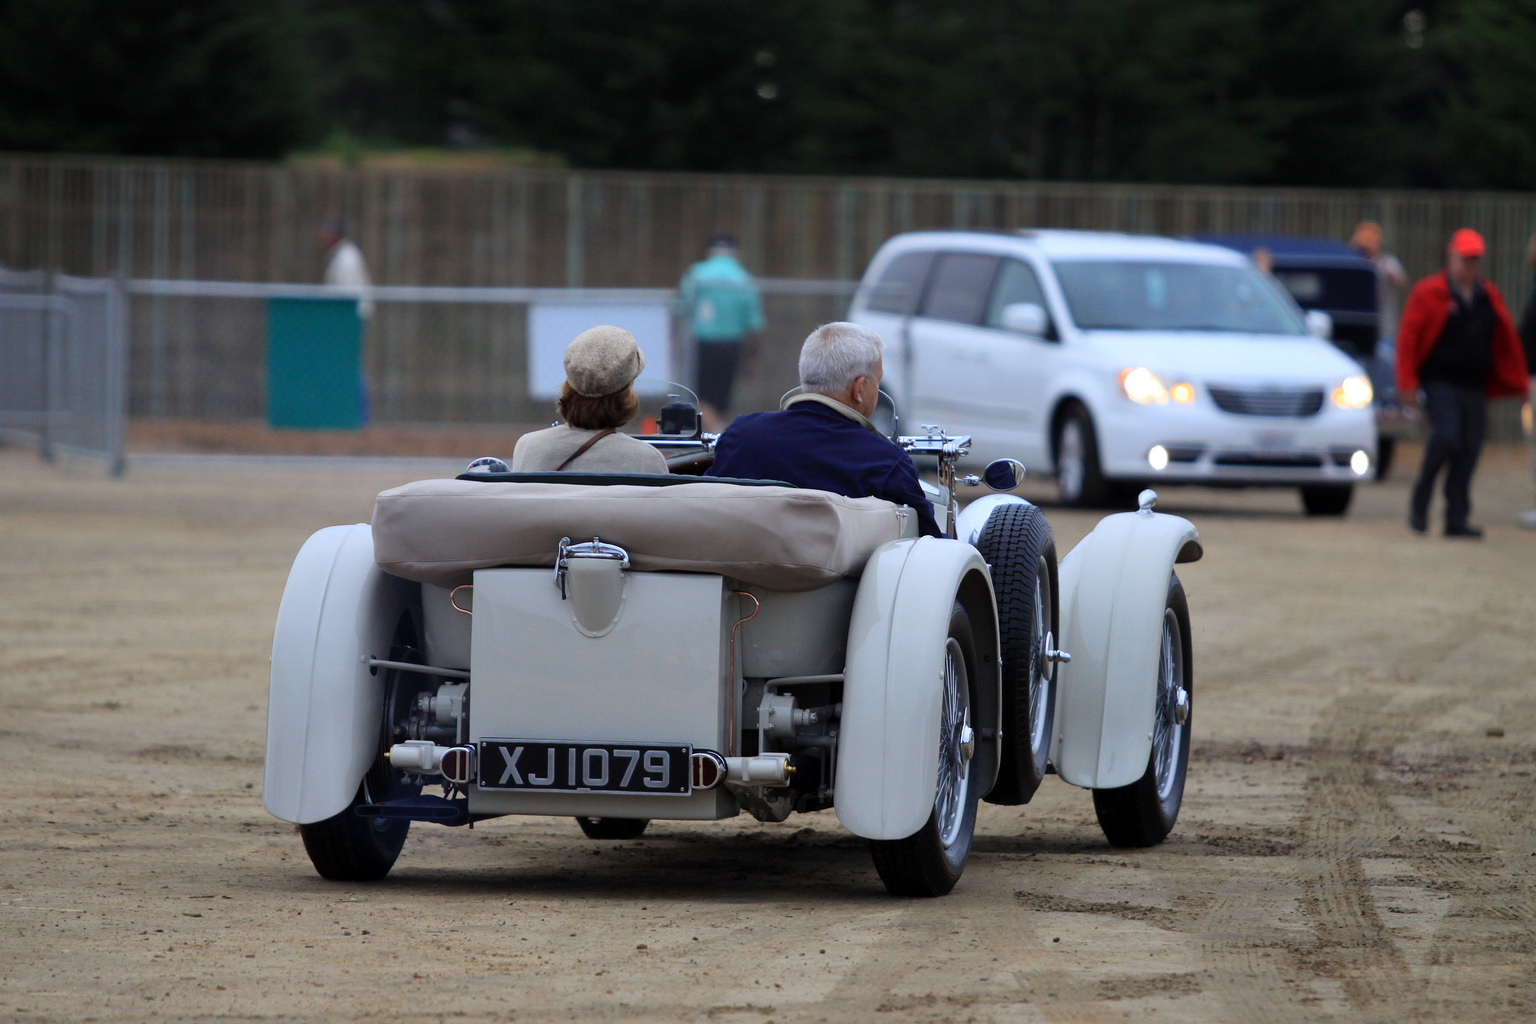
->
<box><xmin>1054</xmin><ymin>407</ymin><xmax>1112</xmax><ymax>508</ymax></box>
<box><xmin>1300</xmin><ymin>484</ymin><xmax>1353</xmax><ymax>516</ymax></box>
<box><xmin>1374</xmin><ymin>437</ymin><xmax>1395</xmax><ymax>480</ymax></box>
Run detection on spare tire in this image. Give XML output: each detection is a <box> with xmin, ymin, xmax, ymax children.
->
<box><xmin>975</xmin><ymin>503</ymin><xmax>1059</xmax><ymax>806</ymax></box>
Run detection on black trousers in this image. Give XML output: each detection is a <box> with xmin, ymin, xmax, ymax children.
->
<box><xmin>1410</xmin><ymin>381</ymin><xmax>1487</xmax><ymax>529</ymax></box>
<box><xmin>695</xmin><ymin>339</ymin><xmax>741</xmax><ymax>411</ymax></box>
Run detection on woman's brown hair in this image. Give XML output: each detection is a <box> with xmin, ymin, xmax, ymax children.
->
<box><xmin>557</xmin><ymin>382</ymin><xmax>639</xmax><ymax>430</ymax></box>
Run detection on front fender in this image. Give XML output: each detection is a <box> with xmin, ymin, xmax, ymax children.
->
<box><xmin>1052</xmin><ymin>510</ymin><xmax>1201</xmax><ymax>790</ymax></box>
<box><xmin>835</xmin><ymin>538</ymin><xmax>997</xmax><ymax>840</ymax></box>
<box><xmin>263</xmin><ymin>524</ymin><xmax>418</xmax><ymax>824</ymax></box>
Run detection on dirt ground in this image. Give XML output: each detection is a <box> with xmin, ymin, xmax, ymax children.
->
<box><xmin>2</xmin><ymin>441</ymin><xmax>1535</xmax><ymax>1023</ymax></box>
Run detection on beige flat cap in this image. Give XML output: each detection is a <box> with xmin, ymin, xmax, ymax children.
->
<box><xmin>564</xmin><ymin>325</ymin><xmax>646</xmax><ymax>397</ymax></box>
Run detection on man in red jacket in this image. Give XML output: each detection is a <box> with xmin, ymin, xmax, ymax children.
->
<box><xmin>1397</xmin><ymin>228</ymin><xmax>1530</xmax><ymax>537</ymax></box>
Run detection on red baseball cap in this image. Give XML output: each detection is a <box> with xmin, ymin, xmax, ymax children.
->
<box><xmin>1449</xmin><ymin>228</ymin><xmax>1485</xmax><ymax>258</ymax></box>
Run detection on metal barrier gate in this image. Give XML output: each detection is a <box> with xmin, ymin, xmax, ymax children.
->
<box><xmin>0</xmin><ymin>268</ymin><xmax>128</xmax><ymax>475</ymax></box>
<box><xmin>0</xmin><ymin>272</ymin><xmax>854</xmax><ymax>474</ymax></box>
<box><xmin>118</xmin><ymin>277</ymin><xmax>855</xmax><ymax>426</ymax></box>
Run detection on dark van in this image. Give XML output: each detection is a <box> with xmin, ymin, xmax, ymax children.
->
<box><xmin>1194</xmin><ymin>234</ymin><xmax>1411</xmax><ymax>478</ymax></box>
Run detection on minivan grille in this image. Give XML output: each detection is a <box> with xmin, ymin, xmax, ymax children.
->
<box><xmin>1208</xmin><ymin>385</ymin><xmax>1325</xmax><ymax>418</ymax></box>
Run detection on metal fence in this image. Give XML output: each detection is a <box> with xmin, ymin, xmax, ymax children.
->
<box><xmin>119</xmin><ymin>277</ymin><xmax>852</xmax><ymax>424</ymax></box>
<box><xmin>0</xmin><ymin>268</ymin><xmax>126</xmax><ymax>473</ymax></box>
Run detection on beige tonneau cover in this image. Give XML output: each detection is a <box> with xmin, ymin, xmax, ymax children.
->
<box><xmin>372</xmin><ymin>478</ymin><xmax>908</xmax><ymax>592</ymax></box>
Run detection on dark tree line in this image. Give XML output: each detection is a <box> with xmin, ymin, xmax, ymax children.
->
<box><xmin>3</xmin><ymin>0</ymin><xmax>1536</xmax><ymax>189</ymax></box>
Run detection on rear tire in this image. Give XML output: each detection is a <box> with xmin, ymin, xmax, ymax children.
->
<box><xmin>975</xmin><ymin>504</ymin><xmax>1059</xmax><ymax>806</ymax></box>
<box><xmin>1092</xmin><ymin>574</ymin><xmax>1192</xmax><ymax>848</ymax></box>
<box><xmin>575</xmin><ymin>817</ymin><xmax>649</xmax><ymax>840</ymax></box>
<box><xmin>1300</xmin><ymin>484</ymin><xmax>1353</xmax><ymax>516</ymax></box>
<box><xmin>298</xmin><ymin>615</ymin><xmax>424</xmax><ymax>882</ymax></box>
<box><xmin>299</xmin><ymin>775</ymin><xmax>412</xmax><ymax>882</ymax></box>
<box><xmin>1374</xmin><ymin>437</ymin><xmax>1395</xmax><ymax>480</ymax></box>
<box><xmin>870</xmin><ymin>603</ymin><xmax>981</xmax><ymax>897</ymax></box>
<box><xmin>1054</xmin><ymin>406</ymin><xmax>1113</xmax><ymax>508</ymax></box>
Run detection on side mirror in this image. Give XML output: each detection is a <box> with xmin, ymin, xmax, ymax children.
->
<box><xmin>982</xmin><ymin>458</ymin><xmax>1026</xmax><ymax>491</ymax></box>
<box><xmin>1000</xmin><ymin>302</ymin><xmax>1048</xmax><ymax>337</ymax></box>
<box><xmin>1304</xmin><ymin>309</ymin><xmax>1333</xmax><ymax>340</ymax></box>
<box><xmin>659</xmin><ymin>399</ymin><xmax>701</xmax><ymax>437</ymax></box>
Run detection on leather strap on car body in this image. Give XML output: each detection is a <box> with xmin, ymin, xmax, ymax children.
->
<box><xmin>555</xmin><ymin>428</ymin><xmax>617</xmax><ymax>471</ymax></box>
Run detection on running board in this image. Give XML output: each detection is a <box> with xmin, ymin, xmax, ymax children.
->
<box><xmin>356</xmin><ymin>794</ymin><xmax>471</xmax><ymax>826</ymax></box>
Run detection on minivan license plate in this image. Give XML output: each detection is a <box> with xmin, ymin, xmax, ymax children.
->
<box><xmin>477</xmin><ymin>740</ymin><xmax>691</xmax><ymax>795</ymax></box>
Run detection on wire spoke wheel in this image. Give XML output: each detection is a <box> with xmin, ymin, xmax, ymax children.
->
<box><xmin>870</xmin><ymin>602</ymin><xmax>981</xmax><ymax>897</ymax></box>
<box><xmin>1091</xmin><ymin>573</ymin><xmax>1193</xmax><ymax>848</ymax></box>
<box><xmin>1152</xmin><ymin>606</ymin><xmax>1186</xmax><ymax>803</ymax></box>
<box><xmin>935</xmin><ymin>637</ymin><xmax>971</xmax><ymax>848</ymax></box>
<box><xmin>1028</xmin><ymin>570</ymin><xmax>1051</xmax><ymax>755</ymax></box>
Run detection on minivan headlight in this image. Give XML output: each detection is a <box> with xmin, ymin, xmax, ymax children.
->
<box><xmin>1332</xmin><ymin>375</ymin><xmax>1373</xmax><ymax>410</ymax></box>
<box><xmin>1119</xmin><ymin>367</ymin><xmax>1194</xmax><ymax>405</ymax></box>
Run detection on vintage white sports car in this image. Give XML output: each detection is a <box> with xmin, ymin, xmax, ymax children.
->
<box><xmin>263</xmin><ymin>423</ymin><xmax>1201</xmax><ymax>897</ymax></box>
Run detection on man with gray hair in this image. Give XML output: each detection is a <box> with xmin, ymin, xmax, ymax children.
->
<box><xmin>705</xmin><ymin>322</ymin><xmax>940</xmax><ymax>536</ymax></box>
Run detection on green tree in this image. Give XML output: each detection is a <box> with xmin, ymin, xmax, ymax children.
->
<box><xmin>1433</xmin><ymin>0</ymin><xmax>1536</xmax><ymax>188</ymax></box>
<box><xmin>0</xmin><ymin>0</ymin><xmax>316</xmax><ymax>158</ymax></box>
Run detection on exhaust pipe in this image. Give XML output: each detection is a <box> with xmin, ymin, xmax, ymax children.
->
<box><xmin>725</xmin><ymin>753</ymin><xmax>794</xmax><ymax>786</ymax></box>
<box><xmin>389</xmin><ymin>741</ymin><xmax>476</xmax><ymax>784</ymax></box>
<box><xmin>689</xmin><ymin>751</ymin><xmax>794</xmax><ymax>788</ymax></box>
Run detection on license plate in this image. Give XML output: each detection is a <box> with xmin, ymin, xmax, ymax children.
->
<box><xmin>477</xmin><ymin>739</ymin><xmax>691</xmax><ymax>795</ymax></box>
<box><xmin>1254</xmin><ymin>430</ymin><xmax>1295</xmax><ymax>450</ymax></box>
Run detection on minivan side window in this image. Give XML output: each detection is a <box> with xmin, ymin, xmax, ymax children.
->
<box><xmin>985</xmin><ymin>259</ymin><xmax>1054</xmax><ymax>338</ymax></box>
<box><xmin>865</xmin><ymin>251</ymin><xmax>935</xmax><ymax>316</ymax></box>
<box><xmin>919</xmin><ymin>253</ymin><xmax>1001</xmax><ymax>325</ymax></box>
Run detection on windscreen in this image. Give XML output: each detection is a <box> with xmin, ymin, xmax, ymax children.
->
<box><xmin>1052</xmin><ymin>260</ymin><xmax>1306</xmax><ymax>334</ymax></box>
<box><xmin>1272</xmin><ymin>267</ymin><xmax>1377</xmax><ymax>313</ymax></box>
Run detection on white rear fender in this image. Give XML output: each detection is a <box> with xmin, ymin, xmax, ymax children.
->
<box><xmin>1052</xmin><ymin>511</ymin><xmax>1201</xmax><ymax>790</ymax></box>
<box><xmin>263</xmin><ymin>524</ymin><xmax>419</xmax><ymax>824</ymax></box>
<box><xmin>835</xmin><ymin>538</ymin><xmax>999</xmax><ymax>840</ymax></box>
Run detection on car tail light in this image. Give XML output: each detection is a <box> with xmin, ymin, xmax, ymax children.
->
<box><xmin>690</xmin><ymin>751</ymin><xmax>727</xmax><ymax>790</ymax></box>
<box><xmin>439</xmin><ymin>746</ymin><xmax>476</xmax><ymax>785</ymax></box>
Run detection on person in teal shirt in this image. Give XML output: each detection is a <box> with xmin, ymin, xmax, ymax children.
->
<box><xmin>677</xmin><ymin>233</ymin><xmax>765</xmax><ymax>428</ymax></box>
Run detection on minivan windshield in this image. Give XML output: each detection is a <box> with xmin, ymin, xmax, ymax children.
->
<box><xmin>1052</xmin><ymin>260</ymin><xmax>1306</xmax><ymax>334</ymax></box>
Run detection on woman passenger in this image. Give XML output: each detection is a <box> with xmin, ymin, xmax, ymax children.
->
<box><xmin>511</xmin><ymin>325</ymin><xmax>669</xmax><ymax>473</ymax></box>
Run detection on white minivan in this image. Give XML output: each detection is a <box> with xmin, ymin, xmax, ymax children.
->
<box><xmin>848</xmin><ymin>230</ymin><xmax>1377</xmax><ymax>515</ymax></box>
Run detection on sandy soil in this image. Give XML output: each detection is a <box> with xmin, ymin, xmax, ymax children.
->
<box><xmin>2</xmin><ymin>443</ymin><xmax>1534</xmax><ymax>1023</ymax></box>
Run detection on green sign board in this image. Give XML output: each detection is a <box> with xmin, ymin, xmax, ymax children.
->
<box><xmin>266</xmin><ymin>297</ymin><xmax>363</xmax><ymax>429</ymax></box>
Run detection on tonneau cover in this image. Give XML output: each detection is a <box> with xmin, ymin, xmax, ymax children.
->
<box><xmin>372</xmin><ymin>478</ymin><xmax>907</xmax><ymax>591</ymax></box>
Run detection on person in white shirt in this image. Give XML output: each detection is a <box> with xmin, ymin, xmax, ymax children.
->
<box><xmin>317</xmin><ymin>218</ymin><xmax>375</xmax><ymax>423</ymax></box>
<box><xmin>319</xmin><ymin>218</ymin><xmax>373</xmax><ymax>320</ymax></box>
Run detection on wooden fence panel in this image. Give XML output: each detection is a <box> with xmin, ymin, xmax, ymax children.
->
<box><xmin>2</xmin><ymin>155</ymin><xmax>1532</xmax><ymax>434</ymax></box>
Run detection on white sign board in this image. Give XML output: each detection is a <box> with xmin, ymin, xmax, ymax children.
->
<box><xmin>527</xmin><ymin>302</ymin><xmax>673</xmax><ymax>399</ymax></box>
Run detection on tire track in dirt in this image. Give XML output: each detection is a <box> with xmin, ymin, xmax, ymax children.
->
<box><xmin>1292</xmin><ymin>680</ymin><xmax>1536</xmax><ymax>1020</ymax></box>
<box><xmin>1196</xmin><ymin>871</ymin><xmax>1314</xmax><ymax>1023</ymax></box>
<box><xmin>1193</xmin><ymin>687</ymin><xmax>1431</xmax><ymax>1023</ymax></box>
<box><xmin>1296</xmin><ymin>729</ymin><xmax>1419</xmax><ymax>1018</ymax></box>
<box><xmin>804</xmin><ymin>870</ymin><xmax>1109</xmax><ymax>1022</ymax></box>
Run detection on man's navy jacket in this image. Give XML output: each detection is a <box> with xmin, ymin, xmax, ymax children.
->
<box><xmin>705</xmin><ymin>396</ymin><xmax>942</xmax><ymax>537</ymax></box>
